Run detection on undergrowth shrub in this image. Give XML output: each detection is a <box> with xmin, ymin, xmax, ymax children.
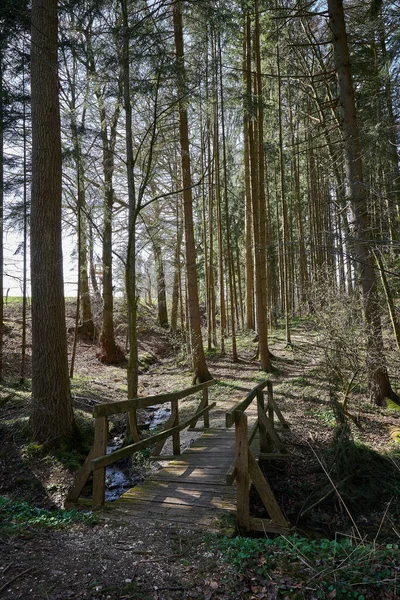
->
<box><xmin>210</xmin><ymin>534</ymin><xmax>399</xmax><ymax>599</ymax></box>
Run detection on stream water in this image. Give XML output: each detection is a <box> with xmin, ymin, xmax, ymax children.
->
<box><xmin>104</xmin><ymin>405</ymin><xmax>171</xmax><ymax>501</ymax></box>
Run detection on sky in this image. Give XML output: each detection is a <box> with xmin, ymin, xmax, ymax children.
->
<box><xmin>4</xmin><ymin>230</ymin><xmax>79</xmax><ymax>298</ymax></box>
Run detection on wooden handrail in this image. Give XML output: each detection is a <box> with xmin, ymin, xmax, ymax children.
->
<box><xmin>91</xmin><ymin>402</ymin><xmax>216</xmax><ymax>471</ymax></box>
<box><xmin>93</xmin><ymin>379</ymin><xmax>216</xmax><ymax>417</ymax></box>
<box><xmin>225</xmin><ymin>379</ymin><xmax>271</xmax><ymax>427</ymax></box>
<box><xmin>66</xmin><ymin>380</ymin><xmax>217</xmax><ymax>509</ymax></box>
<box><xmin>224</xmin><ymin>380</ymin><xmax>291</xmax><ymax>534</ymax></box>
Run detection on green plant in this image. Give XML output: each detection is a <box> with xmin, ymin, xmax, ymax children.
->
<box><xmin>208</xmin><ymin>534</ymin><xmax>399</xmax><ymax>599</ymax></box>
<box><xmin>0</xmin><ymin>496</ymin><xmax>97</xmax><ymax>534</ymax></box>
<box><xmin>308</xmin><ymin>407</ymin><xmax>336</xmax><ymax>427</ymax></box>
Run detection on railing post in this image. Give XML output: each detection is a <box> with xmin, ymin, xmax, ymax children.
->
<box><xmin>92</xmin><ymin>416</ymin><xmax>108</xmax><ymax>509</ymax></box>
<box><xmin>171</xmin><ymin>399</ymin><xmax>180</xmax><ymax>455</ymax></box>
<box><xmin>235</xmin><ymin>411</ymin><xmax>249</xmax><ymax>532</ymax></box>
<box><xmin>203</xmin><ymin>388</ymin><xmax>209</xmax><ymax>428</ymax></box>
<box><xmin>267</xmin><ymin>381</ymin><xmax>274</xmax><ymax>426</ymax></box>
<box><xmin>257</xmin><ymin>389</ymin><xmax>269</xmax><ymax>454</ymax></box>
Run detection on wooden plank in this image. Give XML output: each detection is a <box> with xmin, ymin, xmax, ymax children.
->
<box><xmin>203</xmin><ymin>388</ymin><xmax>210</xmax><ymax>428</ymax></box>
<box><xmin>248</xmin><ymin>449</ymin><xmax>288</xmax><ymax>527</ymax></box>
<box><xmin>123</xmin><ymin>484</ymin><xmax>236</xmax><ymax>498</ymax></box>
<box><xmin>258</xmin><ymin>407</ymin><xmax>286</xmax><ymax>453</ymax></box>
<box><xmin>226</xmin><ymin>464</ymin><xmax>237</xmax><ymax>486</ymax></box>
<box><xmin>109</xmin><ymin>504</ymin><xmax>232</xmax><ymax>525</ymax></box>
<box><xmin>118</xmin><ymin>491</ymin><xmax>235</xmax><ymax>510</ymax></box>
<box><xmin>65</xmin><ymin>448</ymin><xmax>95</xmax><ymax>506</ymax></box>
<box><xmin>91</xmin><ymin>402</ymin><xmax>216</xmax><ymax>471</ymax></box>
<box><xmin>171</xmin><ymin>399</ymin><xmax>180</xmax><ymax>455</ymax></box>
<box><xmin>188</xmin><ymin>388</ymin><xmax>209</xmax><ymax>430</ymax></box>
<box><xmin>235</xmin><ymin>412</ymin><xmax>250</xmax><ymax>531</ymax></box>
<box><xmin>225</xmin><ymin>380</ymin><xmax>270</xmax><ymax>427</ymax></box>
<box><xmin>267</xmin><ymin>395</ymin><xmax>290</xmax><ymax>429</ymax></box>
<box><xmin>225</xmin><ymin>425</ymin><xmax>259</xmax><ymax>487</ymax></box>
<box><xmin>111</xmin><ymin>500</ymin><xmax>234</xmax><ymax>517</ymax></box>
<box><xmin>257</xmin><ymin>389</ymin><xmax>269</xmax><ymax>453</ymax></box>
<box><xmin>149</xmin><ymin>473</ymin><xmax>229</xmax><ymax>485</ymax></box>
<box><xmin>150</xmin><ymin>467</ymin><xmax>230</xmax><ymax>479</ymax></box>
<box><xmin>94</xmin><ymin>379</ymin><xmax>216</xmax><ymax>417</ymax></box>
<box><xmin>92</xmin><ymin>416</ymin><xmax>108</xmax><ymax>509</ymax></box>
<box><xmin>149</xmin><ymin>454</ymin><xmax>235</xmax><ymax>462</ymax></box>
<box><xmin>129</xmin><ymin>481</ymin><xmax>236</xmax><ymax>495</ymax></box>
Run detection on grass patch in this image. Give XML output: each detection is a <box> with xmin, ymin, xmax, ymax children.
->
<box><xmin>0</xmin><ymin>496</ymin><xmax>97</xmax><ymax>534</ymax></box>
<box><xmin>306</xmin><ymin>406</ymin><xmax>336</xmax><ymax>427</ymax></box>
<box><xmin>210</xmin><ymin>534</ymin><xmax>399</xmax><ymax>599</ymax></box>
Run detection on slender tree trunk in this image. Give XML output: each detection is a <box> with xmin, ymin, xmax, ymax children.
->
<box><xmin>249</xmin><ymin>6</ymin><xmax>271</xmax><ymax>371</ymax></box>
<box><xmin>20</xmin><ymin>45</ymin><xmax>28</xmax><ymax>383</ymax></box>
<box><xmin>328</xmin><ymin>0</ymin><xmax>398</xmax><ymax>406</ymax></box>
<box><xmin>171</xmin><ymin>198</ymin><xmax>183</xmax><ymax>332</ymax></box>
<box><xmin>276</xmin><ymin>39</ymin><xmax>291</xmax><ymax>345</ymax></box>
<box><xmin>374</xmin><ymin>250</ymin><xmax>400</xmax><ymax>353</ymax></box>
<box><xmin>30</xmin><ymin>0</ymin><xmax>74</xmax><ymax>443</ymax></box>
<box><xmin>205</xmin><ymin>42</ymin><xmax>216</xmax><ymax>349</ymax></box>
<box><xmin>120</xmin><ymin>0</ymin><xmax>139</xmax><ymax>405</ymax></box>
<box><xmin>86</xmin><ymin>32</ymin><xmax>122</xmax><ymax>364</ymax></box>
<box><xmin>212</xmin><ymin>32</ymin><xmax>226</xmax><ymax>354</ymax></box>
<box><xmin>154</xmin><ymin>238</ymin><xmax>169</xmax><ymax>328</ymax></box>
<box><xmin>89</xmin><ymin>221</ymin><xmax>100</xmax><ymax>299</ymax></box>
<box><xmin>172</xmin><ymin>1</ymin><xmax>211</xmax><ymax>383</ymax></box>
<box><xmin>218</xmin><ymin>34</ymin><xmax>237</xmax><ymax>362</ymax></box>
<box><xmin>0</xmin><ymin>53</ymin><xmax>4</xmax><ymax>380</ymax></box>
<box><xmin>243</xmin><ymin>27</ymin><xmax>254</xmax><ymax>330</ymax></box>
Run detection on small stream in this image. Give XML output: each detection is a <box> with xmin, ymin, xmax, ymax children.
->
<box><xmin>104</xmin><ymin>405</ymin><xmax>170</xmax><ymax>501</ymax></box>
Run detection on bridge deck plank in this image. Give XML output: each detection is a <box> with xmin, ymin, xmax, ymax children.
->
<box><xmin>100</xmin><ymin>427</ymin><xmax>238</xmax><ymax>531</ymax></box>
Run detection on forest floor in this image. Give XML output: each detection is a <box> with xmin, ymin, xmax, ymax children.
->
<box><xmin>0</xmin><ymin>299</ymin><xmax>400</xmax><ymax>599</ymax></box>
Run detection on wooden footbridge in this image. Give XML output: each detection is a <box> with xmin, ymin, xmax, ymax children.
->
<box><xmin>66</xmin><ymin>379</ymin><xmax>291</xmax><ymax>533</ymax></box>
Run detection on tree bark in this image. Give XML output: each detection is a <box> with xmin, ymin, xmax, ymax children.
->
<box><xmin>30</xmin><ymin>0</ymin><xmax>75</xmax><ymax>443</ymax></box>
<box><xmin>0</xmin><ymin>52</ymin><xmax>4</xmax><ymax>380</ymax></box>
<box><xmin>328</xmin><ymin>0</ymin><xmax>398</xmax><ymax>406</ymax></box>
<box><xmin>247</xmin><ymin>7</ymin><xmax>271</xmax><ymax>372</ymax></box>
<box><xmin>172</xmin><ymin>1</ymin><xmax>211</xmax><ymax>383</ymax></box>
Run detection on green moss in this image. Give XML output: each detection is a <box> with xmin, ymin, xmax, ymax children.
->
<box><xmin>0</xmin><ymin>496</ymin><xmax>97</xmax><ymax>535</ymax></box>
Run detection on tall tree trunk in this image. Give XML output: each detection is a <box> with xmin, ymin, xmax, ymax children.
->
<box><xmin>328</xmin><ymin>0</ymin><xmax>398</xmax><ymax>406</ymax></box>
<box><xmin>171</xmin><ymin>197</ymin><xmax>183</xmax><ymax>332</ymax></box>
<box><xmin>86</xmin><ymin>32</ymin><xmax>122</xmax><ymax>364</ymax></box>
<box><xmin>212</xmin><ymin>32</ymin><xmax>226</xmax><ymax>354</ymax></box>
<box><xmin>172</xmin><ymin>1</ymin><xmax>211</xmax><ymax>383</ymax></box>
<box><xmin>374</xmin><ymin>250</ymin><xmax>400</xmax><ymax>353</ymax></box>
<box><xmin>218</xmin><ymin>34</ymin><xmax>238</xmax><ymax>362</ymax></box>
<box><xmin>248</xmin><ymin>6</ymin><xmax>271</xmax><ymax>371</ymax></box>
<box><xmin>30</xmin><ymin>0</ymin><xmax>74</xmax><ymax>443</ymax></box>
<box><xmin>154</xmin><ymin>238</ymin><xmax>169</xmax><ymax>328</ymax></box>
<box><xmin>89</xmin><ymin>221</ymin><xmax>100</xmax><ymax>299</ymax></box>
<box><xmin>276</xmin><ymin>39</ymin><xmax>291</xmax><ymax>345</ymax></box>
<box><xmin>0</xmin><ymin>53</ymin><xmax>4</xmax><ymax>380</ymax></box>
<box><xmin>20</xmin><ymin>43</ymin><xmax>28</xmax><ymax>383</ymax></box>
<box><xmin>243</xmin><ymin>26</ymin><xmax>254</xmax><ymax>331</ymax></box>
